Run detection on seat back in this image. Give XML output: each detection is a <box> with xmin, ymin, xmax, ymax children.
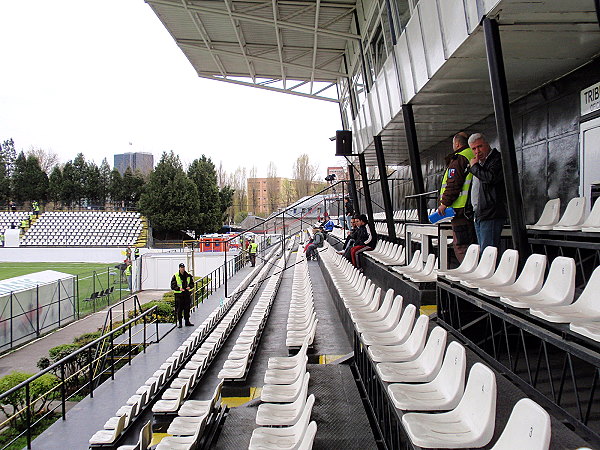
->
<box><xmin>571</xmin><ymin>265</ymin><xmax>600</xmax><ymax>309</ymax></box>
<box><xmin>291</xmin><ymin>394</ymin><xmax>315</xmax><ymax>440</ymax></box>
<box><xmin>381</xmin><ymin>295</ymin><xmax>403</xmax><ymax>327</ymax></box>
<box><xmin>395</xmin><ymin>304</ymin><xmax>417</xmax><ymax>342</ymax></box>
<box><xmin>537</xmin><ymin>257</ymin><xmax>575</xmax><ymax>305</ymax></box>
<box><xmin>457</xmin><ymin>244</ymin><xmax>480</xmax><ymax>273</ymax></box>
<box><xmin>436</xmin><ymin>341</ymin><xmax>467</xmax><ymax>400</ymax></box>
<box><xmin>418</xmin><ymin>326</ymin><xmax>447</xmax><ymax>373</ymax></box>
<box><xmin>455</xmin><ymin>363</ymin><xmax>496</xmax><ymax>444</ymax></box>
<box><xmin>582</xmin><ymin>197</ymin><xmax>600</xmax><ymax>227</ymax></box>
<box><xmin>513</xmin><ymin>254</ymin><xmax>547</xmax><ymax>292</ymax></box>
<box><xmin>555</xmin><ymin>197</ymin><xmax>587</xmax><ymax>227</ymax></box>
<box><xmin>472</xmin><ymin>246</ymin><xmax>498</xmax><ymax>279</ymax></box>
<box><xmin>298</xmin><ymin>422</ymin><xmax>318</xmax><ymax>450</ymax></box>
<box><xmin>533</xmin><ymin>198</ymin><xmax>561</xmax><ymax>227</ymax></box>
<box><xmin>490</xmin><ymin>249</ymin><xmax>519</xmax><ymax>285</ymax></box>
<box><xmin>490</xmin><ymin>398</ymin><xmax>551</xmax><ymax>450</ymax></box>
<box><xmin>377</xmin><ymin>289</ymin><xmax>395</xmax><ymax>316</ymax></box>
<box><xmin>113</xmin><ymin>414</ymin><xmax>127</xmax><ymax>440</ymax></box>
<box><xmin>139</xmin><ymin>420</ymin><xmax>152</xmax><ymax>450</ymax></box>
<box><xmin>407</xmin><ymin>250</ymin><xmax>421</xmax><ymax>269</ymax></box>
<box><xmin>421</xmin><ymin>254</ymin><xmax>437</xmax><ymax>276</ymax></box>
<box><xmin>404</xmin><ymin>314</ymin><xmax>429</xmax><ymax>353</ymax></box>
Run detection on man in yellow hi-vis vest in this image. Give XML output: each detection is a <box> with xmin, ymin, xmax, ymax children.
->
<box><xmin>248</xmin><ymin>239</ymin><xmax>258</xmax><ymax>267</ymax></box>
<box><xmin>437</xmin><ymin>132</ymin><xmax>477</xmax><ymax>262</ymax></box>
<box><xmin>170</xmin><ymin>263</ymin><xmax>195</xmax><ymax>327</ymax></box>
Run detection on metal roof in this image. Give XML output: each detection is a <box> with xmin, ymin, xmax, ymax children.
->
<box><xmin>146</xmin><ymin>0</ymin><xmax>357</xmax><ymax>102</ymax></box>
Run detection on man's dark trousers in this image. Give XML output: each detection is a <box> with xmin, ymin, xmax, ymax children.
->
<box><xmin>475</xmin><ymin>218</ymin><xmax>504</xmax><ymax>252</ymax></box>
<box><xmin>175</xmin><ymin>292</ymin><xmax>192</xmax><ymax>326</ymax></box>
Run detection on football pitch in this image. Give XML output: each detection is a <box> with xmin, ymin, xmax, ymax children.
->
<box><xmin>0</xmin><ymin>261</ymin><xmax>129</xmax><ymax>315</ymax></box>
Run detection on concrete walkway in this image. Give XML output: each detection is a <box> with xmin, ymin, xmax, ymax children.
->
<box><xmin>0</xmin><ymin>290</ymin><xmax>168</xmax><ymax>376</ymax></box>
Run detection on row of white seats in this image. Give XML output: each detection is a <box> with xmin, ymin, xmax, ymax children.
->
<box><xmin>89</xmin><ymin>249</ymin><xmax>278</xmax><ymax>448</ymax></box>
<box><xmin>249</xmin><ymin>337</ymin><xmax>317</xmax><ymax>449</ymax></box>
<box><xmin>443</xmin><ymin>244</ymin><xmax>600</xmax><ymax>342</ymax></box>
<box><xmin>318</xmin><ymin>245</ymin><xmax>552</xmax><ymax>449</ymax></box>
<box><xmin>366</xmin><ymin>241</ymin><xmax>405</xmax><ymax>266</ymax></box>
<box><xmin>529</xmin><ymin>196</ymin><xmax>600</xmax><ymax>232</ymax></box>
<box><xmin>218</xmin><ymin>247</ymin><xmax>292</xmax><ymax>380</ymax></box>
<box><xmin>43</xmin><ymin>211</ymin><xmax>141</xmax><ymax>217</ymax></box>
<box><xmin>287</xmin><ymin>251</ymin><xmax>318</xmax><ymax>349</ymax></box>
<box><xmin>374</xmin><ymin>221</ymin><xmax>406</xmax><ymax>237</ymax></box>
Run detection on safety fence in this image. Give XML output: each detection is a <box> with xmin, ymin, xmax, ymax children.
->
<box><xmin>0</xmin><ymin>305</ymin><xmax>159</xmax><ymax>449</ymax></box>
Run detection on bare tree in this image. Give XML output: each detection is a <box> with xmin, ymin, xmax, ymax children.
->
<box><xmin>27</xmin><ymin>147</ymin><xmax>59</xmax><ymax>174</ymax></box>
<box><xmin>292</xmin><ymin>154</ymin><xmax>318</xmax><ymax>198</ymax></box>
<box><xmin>266</xmin><ymin>161</ymin><xmax>280</xmax><ymax>213</ymax></box>
<box><xmin>281</xmin><ymin>179</ymin><xmax>297</xmax><ymax>207</ymax></box>
<box><xmin>247</xmin><ymin>166</ymin><xmax>258</xmax><ymax>215</ymax></box>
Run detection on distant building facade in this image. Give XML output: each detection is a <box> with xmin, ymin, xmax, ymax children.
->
<box><xmin>114</xmin><ymin>152</ymin><xmax>154</xmax><ymax>175</ymax></box>
<box><xmin>327</xmin><ymin>166</ymin><xmax>348</xmax><ymax>181</ymax></box>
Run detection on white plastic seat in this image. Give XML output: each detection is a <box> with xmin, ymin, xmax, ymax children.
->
<box><xmin>297</xmin><ymin>422</ymin><xmax>317</xmax><ymax>450</ymax></box>
<box><xmin>406</xmin><ymin>254</ymin><xmax>437</xmax><ymax>282</ymax></box>
<box><xmin>89</xmin><ymin>415</ymin><xmax>126</xmax><ymax>445</ymax></box>
<box><xmin>388</xmin><ymin>341</ymin><xmax>466</xmax><ymax>411</ymax></box>
<box><xmin>479</xmin><ymin>254</ymin><xmax>547</xmax><ymax>298</ymax></box>
<box><xmin>527</xmin><ymin>198</ymin><xmax>561</xmax><ymax>230</ymax></box>
<box><xmin>531</xmin><ymin>265</ymin><xmax>600</xmax><ymax>323</ymax></box>
<box><xmin>462</xmin><ymin>249</ymin><xmax>518</xmax><ymax>290</ymax></box>
<box><xmin>447</xmin><ymin>246</ymin><xmax>497</xmax><ymax>283</ymax></box>
<box><xmin>438</xmin><ymin>244</ymin><xmax>480</xmax><ymax>277</ymax></box>
<box><xmin>553</xmin><ymin>197</ymin><xmax>587</xmax><ymax>231</ymax></box>
<box><xmin>256</xmin><ymin>376</ymin><xmax>310</xmax><ymax>426</ymax></box>
<box><xmin>360</xmin><ymin>304</ymin><xmax>416</xmax><ymax>346</ymax></box>
<box><xmin>367</xmin><ymin>314</ymin><xmax>429</xmax><ymax>363</ymax></box>
<box><xmin>268</xmin><ymin>338</ymin><xmax>309</xmax><ymax>370</ymax></box>
<box><xmin>501</xmin><ymin>257</ymin><xmax>575</xmax><ymax>309</ymax></box>
<box><xmin>351</xmin><ymin>289</ymin><xmax>396</xmax><ymax>325</ymax></box>
<box><xmin>402</xmin><ymin>363</ymin><xmax>497</xmax><ymax>449</ymax></box>
<box><xmin>152</xmin><ymin>385</ymin><xmax>187</xmax><ymax>413</ymax></box>
<box><xmin>390</xmin><ymin>250</ymin><xmax>421</xmax><ymax>274</ymax></box>
<box><xmin>376</xmin><ymin>327</ymin><xmax>448</xmax><ymax>383</ymax></box>
<box><xmin>261</xmin><ymin>372</ymin><xmax>310</xmax><ymax>403</ymax></box>
<box><xmin>582</xmin><ymin>197</ymin><xmax>600</xmax><ymax>232</ymax></box>
<box><xmin>117</xmin><ymin>420</ymin><xmax>152</xmax><ymax>450</ymax></box>
<box><xmin>491</xmin><ymin>398</ymin><xmax>551</xmax><ymax>450</ymax></box>
<box><xmin>248</xmin><ymin>395</ymin><xmax>314</xmax><ymax>450</ymax></box>
<box><xmin>569</xmin><ymin>322</ymin><xmax>600</xmax><ymax>342</ymax></box>
<box><xmin>264</xmin><ymin>357</ymin><xmax>307</xmax><ymax>385</ymax></box>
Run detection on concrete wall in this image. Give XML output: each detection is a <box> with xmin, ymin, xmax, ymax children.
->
<box><xmin>0</xmin><ymin>247</ymin><xmax>140</xmax><ymax>263</ymax></box>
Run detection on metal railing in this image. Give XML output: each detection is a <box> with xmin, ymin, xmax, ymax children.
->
<box><xmin>0</xmin><ymin>305</ymin><xmax>159</xmax><ymax>449</ymax></box>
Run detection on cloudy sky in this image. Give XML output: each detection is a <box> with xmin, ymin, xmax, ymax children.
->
<box><xmin>0</xmin><ymin>0</ymin><xmax>345</xmax><ymax>178</ymax></box>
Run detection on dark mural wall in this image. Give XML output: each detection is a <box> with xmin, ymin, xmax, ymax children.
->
<box><xmin>412</xmin><ymin>57</ymin><xmax>600</xmax><ymax>225</ymax></box>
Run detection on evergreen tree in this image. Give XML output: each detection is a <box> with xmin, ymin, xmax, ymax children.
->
<box><xmin>219</xmin><ymin>186</ymin><xmax>234</xmax><ymax>222</ymax></box>
<box><xmin>0</xmin><ymin>139</ymin><xmax>17</xmax><ymax>176</ymax></box>
<box><xmin>122</xmin><ymin>168</ymin><xmax>145</xmax><ymax>208</ymax></box>
<box><xmin>61</xmin><ymin>161</ymin><xmax>79</xmax><ymax>206</ymax></box>
<box><xmin>0</xmin><ymin>162</ymin><xmax>10</xmax><ymax>206</ymax></box>
<box><xmin>139</xmin><ymin>151</ymin><xmax>200</xmax><ymax>233</ymax></box>
<box><xmin>109</xmin><ymin>168</ymin><xmax>123</xmax><ymax>206</ymax></box>
<box><xmin>71</xmin><ymin>153</ymin><xmax>87</xmax><ymax>205</ymax></box>
<box><xmin>11</xmin><ymin>152</ymin><xmax>27</xmax><ymax>203</ymax></box>
<box><xmin>85</xmin><ymin>161</ymin><xmax>101</xmax><ymax>206</ymax></box>
<box><xmin>187</xmin><ymin>155</ymin><xmax>221</xmax><ymax>234</ymax></box>
<box><xmin>11</xmin><ymin>153</ymin><xmax>48</xmax><ymax>202</ymax></box>
<box><xmin>48</xmin><ymin>166</ymin><xmax>63</xmax><ymax>206</ymax></box>
<box><xmin>98</xmin><ymin>158</ymin><xmax>111</xmax><ymax>207</ymax></box>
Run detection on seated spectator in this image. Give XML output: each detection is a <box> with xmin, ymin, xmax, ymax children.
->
<box><xmin>305</xmin><ymin>227</ymin><xmax>324</xmax><ymax>260</ymax></box>
<box><xmin>350</xmin><ymin>214</ymin><xmax>378</xmax><ymax>270</ymax></box>
<box><xmin>339</xmin><ymin>216</ymin><xmax>359</xmax><ymax>260</ymax></box>
<box><xmin>322</xmin><ymin>217</ymin><xmax>335</xmax><ymax>233</ymax></box>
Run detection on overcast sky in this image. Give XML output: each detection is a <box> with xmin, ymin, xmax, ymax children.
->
<box><xmin>0</xmin><ymin>0</ymin><xmax>345</xmax><ymax>179</ymax></box>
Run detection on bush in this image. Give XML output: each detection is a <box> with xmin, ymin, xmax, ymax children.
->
<box><xmin>129</xmin><ymin>300</ymin><xmax>174</xmax><ymax>323</ymax></box>
<box><xmin>0</xmin><ymin>372</ymin><xmax>59</xmax><ymax>430</ymax></box>
<box><xmin>73</xmin><ymin>331</ymin><xmax>102</xmax><ymax>347</ymax></box>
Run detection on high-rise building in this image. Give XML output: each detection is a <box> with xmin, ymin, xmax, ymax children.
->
<box><xmin>114</xmin><ymin>152</ymin><xmax>154</xmax><ymax>175</ymax></box>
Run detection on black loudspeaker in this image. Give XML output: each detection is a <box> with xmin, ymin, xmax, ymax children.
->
<box><xmin>335</xmin><ymin>130</ymin><xmax>353</xmax><ymax>156</ymax></box>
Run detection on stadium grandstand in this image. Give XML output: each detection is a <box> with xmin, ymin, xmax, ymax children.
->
<box><xmin>0</xmin><ymin>0</ymin><xmax>599</xmax><ymax>450</ymax></box>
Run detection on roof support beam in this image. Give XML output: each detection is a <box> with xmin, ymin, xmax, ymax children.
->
<box><xmin>310</xmin><ymin>0</ymin><xmax>321</xmax><ymax>94</ymax></box>
<box><xmin>272</xmin><ymin>0</ymin><xmax>287</xmax><ymax>87</ymax></box>
<box><xmin>223</xmin><ymin>0</ymin><xmax>257</xmax><ymax>82</ymax></box>
<box><xmin>179</xmin><ymin>41</ymin><xmax>347</xmax><ymax>77</ymax></box>
<box><xmin>147</xmin><ymin>0</ymin><xmax>360</xmax><ymax>40</ymax></box>
<box><xmin>197</xmin><ymin>74</ymin><xmax>339</xmax><ymax>102</ymax></box>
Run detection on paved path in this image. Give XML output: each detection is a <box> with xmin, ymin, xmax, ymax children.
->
<box><xmin>0</xmin><ymin>290</ymin><xmax>168</xmax><ymax>376</ymax></box>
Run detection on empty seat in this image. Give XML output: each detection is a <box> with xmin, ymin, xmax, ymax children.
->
<box><xmin>117</xmin><ymin>420</ymin><xmax>152</xmax><ymax>450</ymax></box>
<box><xmin>367</xmin><ymin>314</ymin><xmax>429</xmax><ymax>363</ymax></box>
<box><xmin>500</xmin><ymin>257</ymin><xmax>575</xmax><ymax>309</ymax></box>
<box><xmin>446</xmin><ymin>246</ymin><xmax>497</xmax><ymax>283</ymax></box>
<box><xmin>569</xmin><ymin>322</ymin><xmax>600</xmax><ymax>342</ymax></box>
<box><xmin>438</xmin><ymin>244</ymin><xmax>480</xmax><ymax>277</ymax></box>
<box><xmin>462</xmin><ymin>249</ymin><xmax>518</xmax><ymax>290</ymax></box>
<box><xmin>491</xmin><ymin>398</ymin><xmax>551</xmax><ymax>450</ymax></box>
<box><xmin>553</xmin><ymin>197</ymin><xmax>587</xmax><ymax>231</ymax></box>
<box><xmin>582</xmin><ymin>197</ymin><xmax>600</xmax><ymax>232</ymax></box>
<box><xmin>528</xmin><ymin>198</ymin><xmax>561</xmax><ymax>230</ymax></box>
<box><xmin>89</xmin><ymin>415</ymin><xmax>126</xmax><ymax>446</ymax></box>
<box><xmin>388</xmin><ymin>341</ymin><xmax>466</xmax><ymax>411</ymax></box>
<box><xmin>256</xmin><ymin>378</ymin><xmax>310</xmax><ymax>426</ymax></box>
<box><xmin>390</xmin><ymin>250</ymin><xmax>422</xmax><ymax>274</ymax></box>
<box><xmin>402</xmin><ymin>363</ymin><xmax>497</xmax><ymax>449</ymax></box>
<box><xmin>360</xmin><ymin>304</ymin><xmax>416</xmax><ymax>347</ymax></box>
<box><xmin>531</xmin><ymin>265</ymin><xmax>600</xmax><ymax>323</ymax></box>
<box><xmin>479</xmin><ymin>254</ymin><xmax>546</xmax><ymax>298</ymax></box>
<box><xmin>375</xmin><ymin>327</ymin><xmax>447</xmax><ymax>383</ymax></box>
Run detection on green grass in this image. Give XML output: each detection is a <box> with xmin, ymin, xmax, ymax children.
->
<box><xmin>0</xmin><ymin>262</ymin><xmax>130</xmax><ymax>316</ymax></box>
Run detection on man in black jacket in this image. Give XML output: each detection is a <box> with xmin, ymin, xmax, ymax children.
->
<box><xmin>468</xmin><ymin>133</ymin><xmax>507</xmax><ymax>251</ymax></box>
<box><xmin>170</xmin><ymin>263</ymin><xmax>195</xmax><ymax>327</ymax></box>
<box><xmin>350</xmin><ymin>214</ymin><xmax>378</xmax><ymax>269</ymax></box>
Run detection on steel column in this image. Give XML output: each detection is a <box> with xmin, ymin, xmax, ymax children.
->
<box><xmin>348</xmin><ymin>163</ymin><xmax>361</xmax><ymax>215</ymax></box>
<box><xmin>374</xmin><ymin>135</ymin><xmax>396</xmax><ymax>239</ymax></box>
<box><xmin>402</xmin><ymin>104</ymin><xmax>427</xmax><ymax>223</ymax></box>
<box><xmin>358</xmin><ymin>153</ymin><xmax>375</xmax><ymax>228</ymax></box>
<box><xmin>483</xmin><ymin>18</ymin><xmax>529</xmax><ymax>257</ymax></box>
